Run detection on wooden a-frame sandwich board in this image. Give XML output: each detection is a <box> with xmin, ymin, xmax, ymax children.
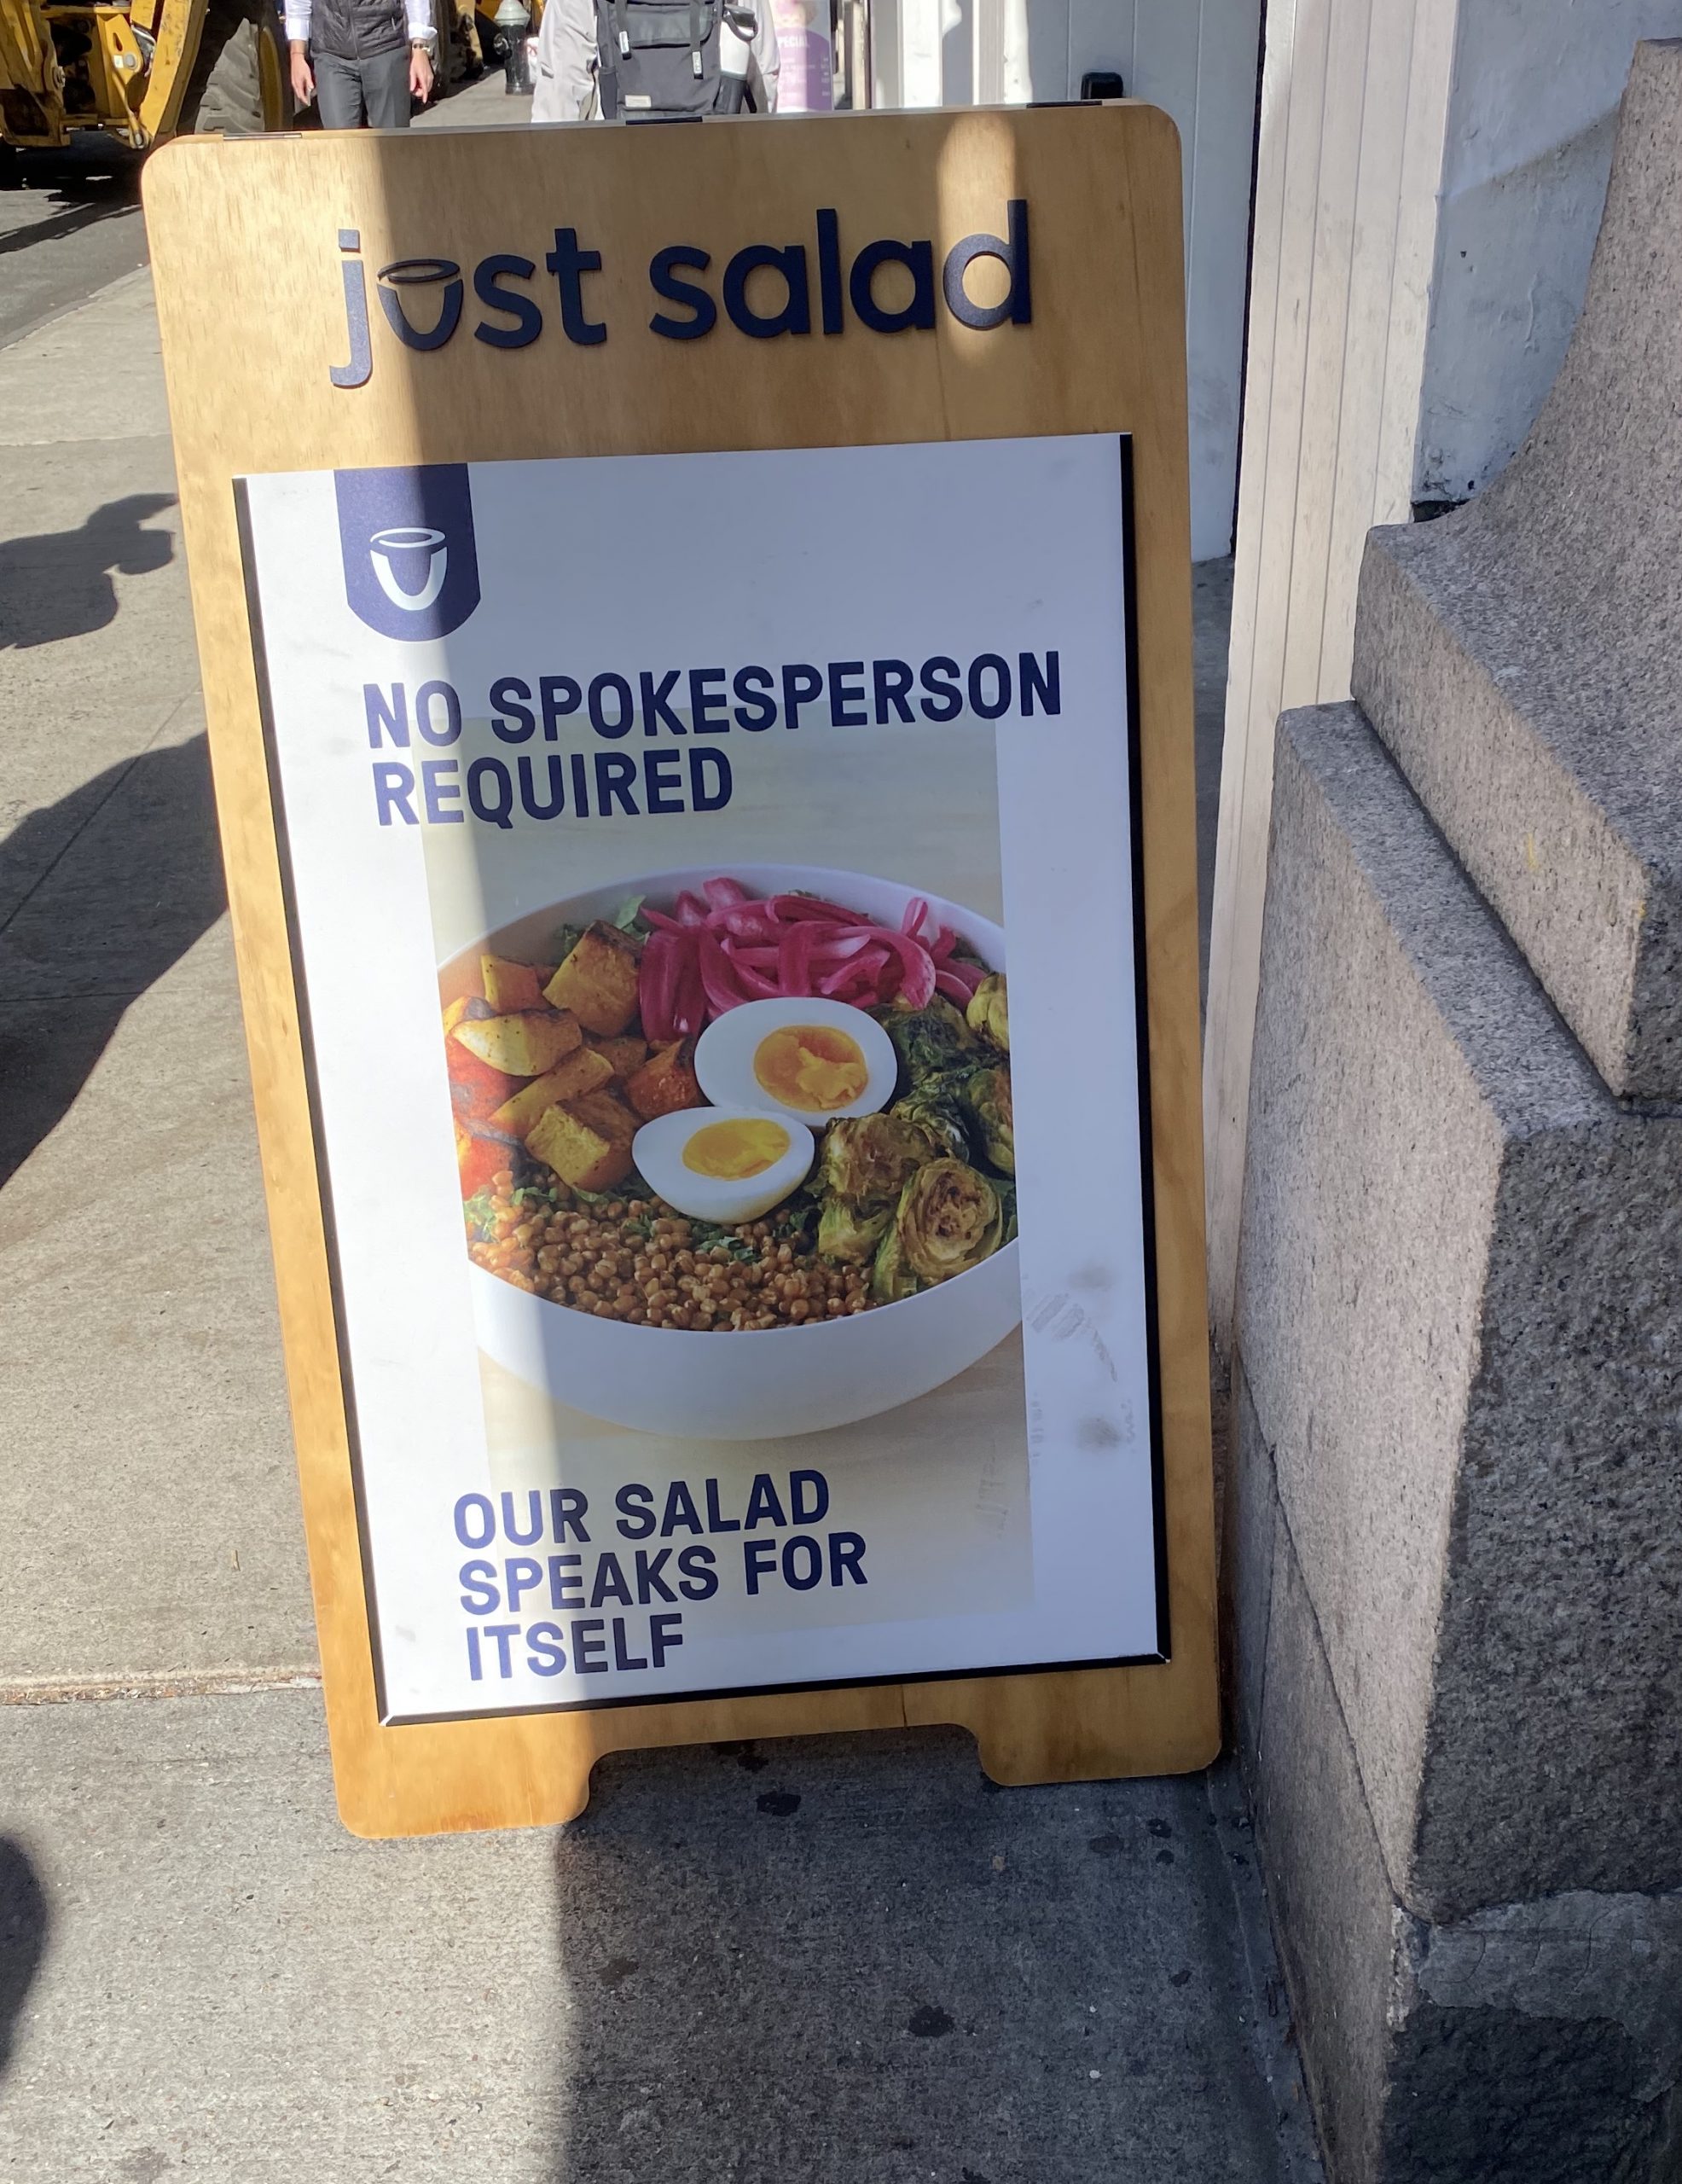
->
<box><xmin>143</xmin><ymin>100</ymin><xmax>1218</xmax><ymax>1836</ymax></box>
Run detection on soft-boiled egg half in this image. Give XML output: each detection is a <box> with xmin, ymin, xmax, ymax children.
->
<box><xmin>694</xmin><ymin>997</ymin><xmax>898</xmax><ymax>1128</ymax></box>
<box><xmin>632</xmin><ymin>1107</ymin><xmax>816</xmax><ymax>1226</ymax></box>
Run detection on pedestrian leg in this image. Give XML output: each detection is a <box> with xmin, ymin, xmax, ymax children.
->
<box><xmin>360</xmin><ymin>44</ymin><xmax>414</xmax><ymax>124</ymax></box>
<box><xmin>312</xmin><ymin>48</ymin><xmax>367</xmax><ymax>125</ymax></box>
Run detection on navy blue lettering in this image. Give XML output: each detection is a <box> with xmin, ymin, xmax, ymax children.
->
<box><xmin>518</xmin><ymin>754</ymin><xmax>566</xmax><ymax>821</ymax></box>
<box><xmin>473</xmin><ymin>253</ymin><xmax>542</xmax><ymax>349</ymax></box>
<box><xmin>648</xmin><ymin>245</ymin><xmax>716</xmax><ymax>340</ymax></box>
<box><xmin>589</xmin><ymin>673</ymin><xmax>634</xmax><ymax>738</ymax></box>
<box><xmin>645</xmin><ymin>749</ymin><xmax>684</xmax><ymax>813</ymax></box>
<box><xmin>782</xmin><ymin>1535</ymin><xmax>823</xmax><ymax>1590</ymax></box>
<box><xmin>372</xmin><ymin>762</ymin><xmax>416</xmax><ymax>826</ymax></box>
<box><xmin>595</xmin><ymin>752</ymin><xmax>639</xmax><ymax>814</ymax></box>
<box><xmin>454</xmin><ymin>1493</ymin><xmax>495</xmax><ymax>1548</ymax></box>
<box><xmin>457</xmin><ymin>1559</ymin><xmax>499</xmax><ymax>1613</ymax></box>
<box><xmin>421</xmin><ymin>758</ymin><xmax>463</xmax><ymax>824</ymax></box>
<box><xmin>490</xmin><ymin>676</ymin><xmax>535</xmax><ymax>742</ymax></box>
<box><xmin>1020</xmin><ymin>649</ymin><xmax>1060</xmax><ymax>715</ymax></box>
<box><xmin>873</xmin><ymin>659</ymin><xmax>914</xmax><ymax>723</ymax></box>
<box><xmin>546</xmin><ymin>228</ymin><xmax>606</xmax><ymax>346</ymax></box>
<box><xmin>590</xmin><ymin>1552</ymin><xmax>634</xmax><ymax>1608</ymax></box>
<box><xmin>550</xmin><ymin>1487</ymin><xmax>589</xmax><ymax>1542</ymax></box>
<box><xmin>849</xmin><ymin>238</ymin><xmax>936</xmax><ymax>334</ymax></box>
<box><xmin>501</xmin><ymin>1490</ymin><xmax>543</xmax><ymax>1546</ymax></box>
<box><xmin>467</xmin><ymin>757</ymin><xmax>513</xmax><ymax>828</ymax></box>
<box><xmin>781</xmin><ymin>663</ymin><xmax>823</xmax><ymax>729</ymax></box>
<box><xmin>639</xmin><ymin>669</ymin><xmax>685</xmax><ymax>735</ymax></box>
<box><xmin>688</xmin><ymin>667</ymin><xmax>729</xmax><ymax>732</ymax></box>
<box><xmin>919</xmin><ymin>656</ymin><xmax>963</xmax><ymax>722</ymax></box>
<box><xmin>742</xmin><ymin>1473</ymin><xmax>788</xmax><ymax>1531</ymax></box>
<box><xmin>541</xmin><ymin>675</ymin><xmax>583</xmax><ymax>739</ymax></box>
<box><xmin>689</xmin><ymin>748</ymin><xmax>731</xmax><ymax>810</ymax></box>
<box><xmin>548</xmin><ymin>1553</ymin><xmax>585</xmax><ymax>1609</ymax></box>
<box><xmin>525</xmin><ymin>1622</ymin><xmax>567</xmax><ymax>1676</ymax></box>
<box><xmin>967</xmin><ymin>653</ymin><xmax>1012</xmax><ymax>720</ymax></box>
<box><xmin>722</xmin><ymin>243</ymin><xmax>811</xmax><ymax>338</ymax></box>
<box><xmin>733</xmin><ymin>665</ymin><xmax>776</xmax><ymax>729</ymax></box>
<box><xmin>615</xmin><ymin>1483</ymin><xmax>656</xmax><ymax>1539</ymax></box>
<box><xmin>505</xmin><ymin>1555</ymin><xmax>543</xmax><ymax>1612</ymax></box>
<box><xmin>364</xmin><ymin>682</ymin><xmax>408</xmax><ymax>747</ymax></box>
<box><xmin>829</xmin><ymin>1531</ymin><xmax>867</xmax><ymax>1586</ymax></box>
<box><xmin>826</xmin><ymin>662</ymin><xmax>867</xmax><ymax>727</ymax></box>
<box><xmin>571</xmin><ymin>1618</ymin><xmax>609</xmax><ymax>1670</ymax></box>
<box><xmin>677</xmin><ymin>1545</ymin><xmax>718</xmax><ymax>1600</ymax></box>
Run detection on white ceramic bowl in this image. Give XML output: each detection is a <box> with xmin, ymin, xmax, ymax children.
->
<box><xmin>450</xmin><ymin>865</ymin><xmax>1018</xmax><ymax>1441</ymax></box>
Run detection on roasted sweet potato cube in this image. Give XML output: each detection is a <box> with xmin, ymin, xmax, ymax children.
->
<box><xmin>489</xmin><ymin>1048</ymin><xmax>615</xmax><ymax>1139</ymax></box>
<box><xmin>525</xmin><ymin>1090</ymin><xmax>638</xmax><ymax>1192</ymax></box>
<box><xmin>456</xmin><ymin>1128</ymin><xmax>508</xmax><ymax>1199</ymax></box>
<box><xmin>480</xmin><ymin>954</ymin><xmax>548</xmax><ymax>1014</ymax></box>
<box><xmin>452</xmin><ymin>1009</ymin><xmax>583</xmax><ymax>1077</ymax></box>
<box><xmin>588</xmin><ymin>1032</ymin><xmax>650</xmax><ymax>1082</ymax></box>
<box><xmin>625</xmin><ymin>1037</ymin><xmax>702</xmax><ymax>1120</ymax></box>
<box><xmin>542</xmin><ymin>923</ymin><xmax>641</xmax><ymax>1036</ymax></box>
<box><xmin>446</xmin><ymin>1040</ymin><xmax>519</xmax><ymax>1124</ymax></box>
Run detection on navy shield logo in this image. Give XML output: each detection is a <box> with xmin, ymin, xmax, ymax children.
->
<box><xmin>334</xmin><ymin>463</ymin><xmax>480</xmax><ymax>640</ymax></box>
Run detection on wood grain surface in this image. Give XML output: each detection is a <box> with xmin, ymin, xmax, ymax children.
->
<box><xmin>142</xmin><ymin>102</ymin><xmax>1218</xmax><ymax>1837</ymax></box>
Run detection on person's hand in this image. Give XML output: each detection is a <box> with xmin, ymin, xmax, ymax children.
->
<box><xmin>288</xmin><ymin>39</ymin><xmax>314</xmax><ymax>102</ymax></box>
<box><xmin>409</xmin><ymin>43</ymin><xmax>434</xmax><ymax>100</ymax></box>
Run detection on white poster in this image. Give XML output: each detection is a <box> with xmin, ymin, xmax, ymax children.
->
<box><xmin>238</xmin><ymin>433</ymin><xmax>1164</xmax><ymax>1723</ymax></box>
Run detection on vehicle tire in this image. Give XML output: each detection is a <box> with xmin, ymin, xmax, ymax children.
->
<box><xmin>177</xmin><ymin>0</ymin><xmax>283</xmax><ymax>132</ymax></box>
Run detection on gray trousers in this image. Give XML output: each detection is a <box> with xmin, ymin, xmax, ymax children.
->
<box><xmin>314</xmin><ymin>44</ymin><xmax>412</xmax><ymax>127</ymax></box>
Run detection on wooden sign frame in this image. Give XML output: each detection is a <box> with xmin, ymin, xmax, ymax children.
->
<box><xmin>144</xmin><ymin>102</ymin><xmax>1217</xmax><ymax>1837</ymax></box>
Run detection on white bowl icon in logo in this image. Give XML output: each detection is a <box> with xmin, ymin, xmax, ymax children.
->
<box><xmin>368</xmin><ymin>526</ymin><xmax>449</xmax><ymax>613</ymax></box>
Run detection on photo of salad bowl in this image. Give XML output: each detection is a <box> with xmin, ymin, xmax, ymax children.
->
<box><xmin>440</xmin><ymin>864</ymin><xmax>1019</xmax><ymax>1440</ymax></box>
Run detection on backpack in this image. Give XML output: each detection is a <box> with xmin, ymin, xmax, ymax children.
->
<box><xmin>595</xmin><ymin>0</ymin><xmax>739</xmax><ymax>119</ymax></box>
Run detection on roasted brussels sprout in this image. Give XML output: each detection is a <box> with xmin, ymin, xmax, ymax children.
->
<box><xmin>879</xmin><ymin>993</ymin><xmax>976</xmax><ymax>1083</ymax></box>
<box><xmin>965</xmin><ymin>972</ymin><xmax>1009</xmax><ymax>1052</ymax></box>
<box><xmin>959</xmin><ymin>1064</ymin><xmax>1014</xmax><ymax>1176</ymax></box>
<box><xmin>818</xmin><ymin>1196</ymin><xmax>894</xmax><ymax>1265</ymax></box>
<box><xmin>870</xmin><ymin>1225</ymin><xmax>923</xmax><ymax>1304</ymax></box>
<box><xmin>890</xmin><ymin>1087</ymin><xmax>972</xmax><ymax>1164</ymax></box>
<box><xmin>895</xmin><ymin>1158</ymin><xmax>1005</xmax><ymax>1285</ymax></box>
<box><xmin>821</xmin><ymin>1112</ymin><xmax>938</xmax><ymax>1206</ymax></box>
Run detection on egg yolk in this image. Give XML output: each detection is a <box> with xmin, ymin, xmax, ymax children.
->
<box><xmin>754</xmin><ymin>1025</ymin><xmax>869</xmax><ymax>1112</ymax></box>
<box><xmin>682</xmin><ymin>1116</ymin><xmax>792</xmax><ymax>1180</ymax></box>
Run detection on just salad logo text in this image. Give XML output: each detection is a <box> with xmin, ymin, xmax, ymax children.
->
<box><xmin>328</xmin><ymin>201</ymin><xmax>1032</xmax><ymax>387</ymax></box>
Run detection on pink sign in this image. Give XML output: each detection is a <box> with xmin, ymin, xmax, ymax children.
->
<box><xmin>770</xmin><ymin>0</ymin><xmax>832</xmax><ymax>112</ymax></box>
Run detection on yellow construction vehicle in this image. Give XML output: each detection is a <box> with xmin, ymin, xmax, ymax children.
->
<box><xmin>0</xmin><ymin>0</ymin><xmax>285</xmax><ymax>154</ymax></box>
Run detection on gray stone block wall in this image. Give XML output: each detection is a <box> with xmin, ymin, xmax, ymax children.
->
<box><xmin>1233</xmin><ymin>706</ymin><xmax>1682</xmax><ymax>2177</ymax></box>
<box><xmin>1239</xmin><ymin>706</ymin><xmax>1682</xmax><ymax>1922</ymax></box>
<box><xmin>1350</xmin><ymin>41</ymin><xmax>1682</xmax><ymax>1103</ymax></box>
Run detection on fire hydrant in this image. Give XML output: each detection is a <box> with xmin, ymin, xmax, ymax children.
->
<box><xmin>493</xmin><ymin>0</ymin><xmax>531</xmax><ymax>93</ymax></box>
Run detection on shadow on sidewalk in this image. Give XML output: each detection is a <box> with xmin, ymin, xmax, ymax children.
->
<box><xmin>0</xmin><ymin>734</ymin><xmax>226</xmax><ymax>1186</ymax></box>
<box><xmin>0</xmin><ymin>1838</ymin><xmax>48</xmax><ymax>2082</ymax></box>
<box><xmin>543</xmin><ymin>1734</ymin><xmax>1298</xmax><ymax>2184</ymax></box>
<box><xmin>0</xmin><ymin>494</ymin><xmax>175</xmax><ymax>651</ymax></box>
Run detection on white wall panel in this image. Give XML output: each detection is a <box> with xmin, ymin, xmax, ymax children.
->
<box><xmin>1203</xmin><ymin>0</ymin><xmax>1460</xmax><ymax>1344</ymax></box>
<box><xmin>873</xmin><ymin>0</ymin><xmax>1262</xmax><ymax>560</ymax></box>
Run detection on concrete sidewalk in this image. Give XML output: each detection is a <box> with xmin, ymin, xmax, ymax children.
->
<box><xmin>0</xmin><ymin>264</ymin><xmax>1314</xmax><ymax>2183</ymax></box>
